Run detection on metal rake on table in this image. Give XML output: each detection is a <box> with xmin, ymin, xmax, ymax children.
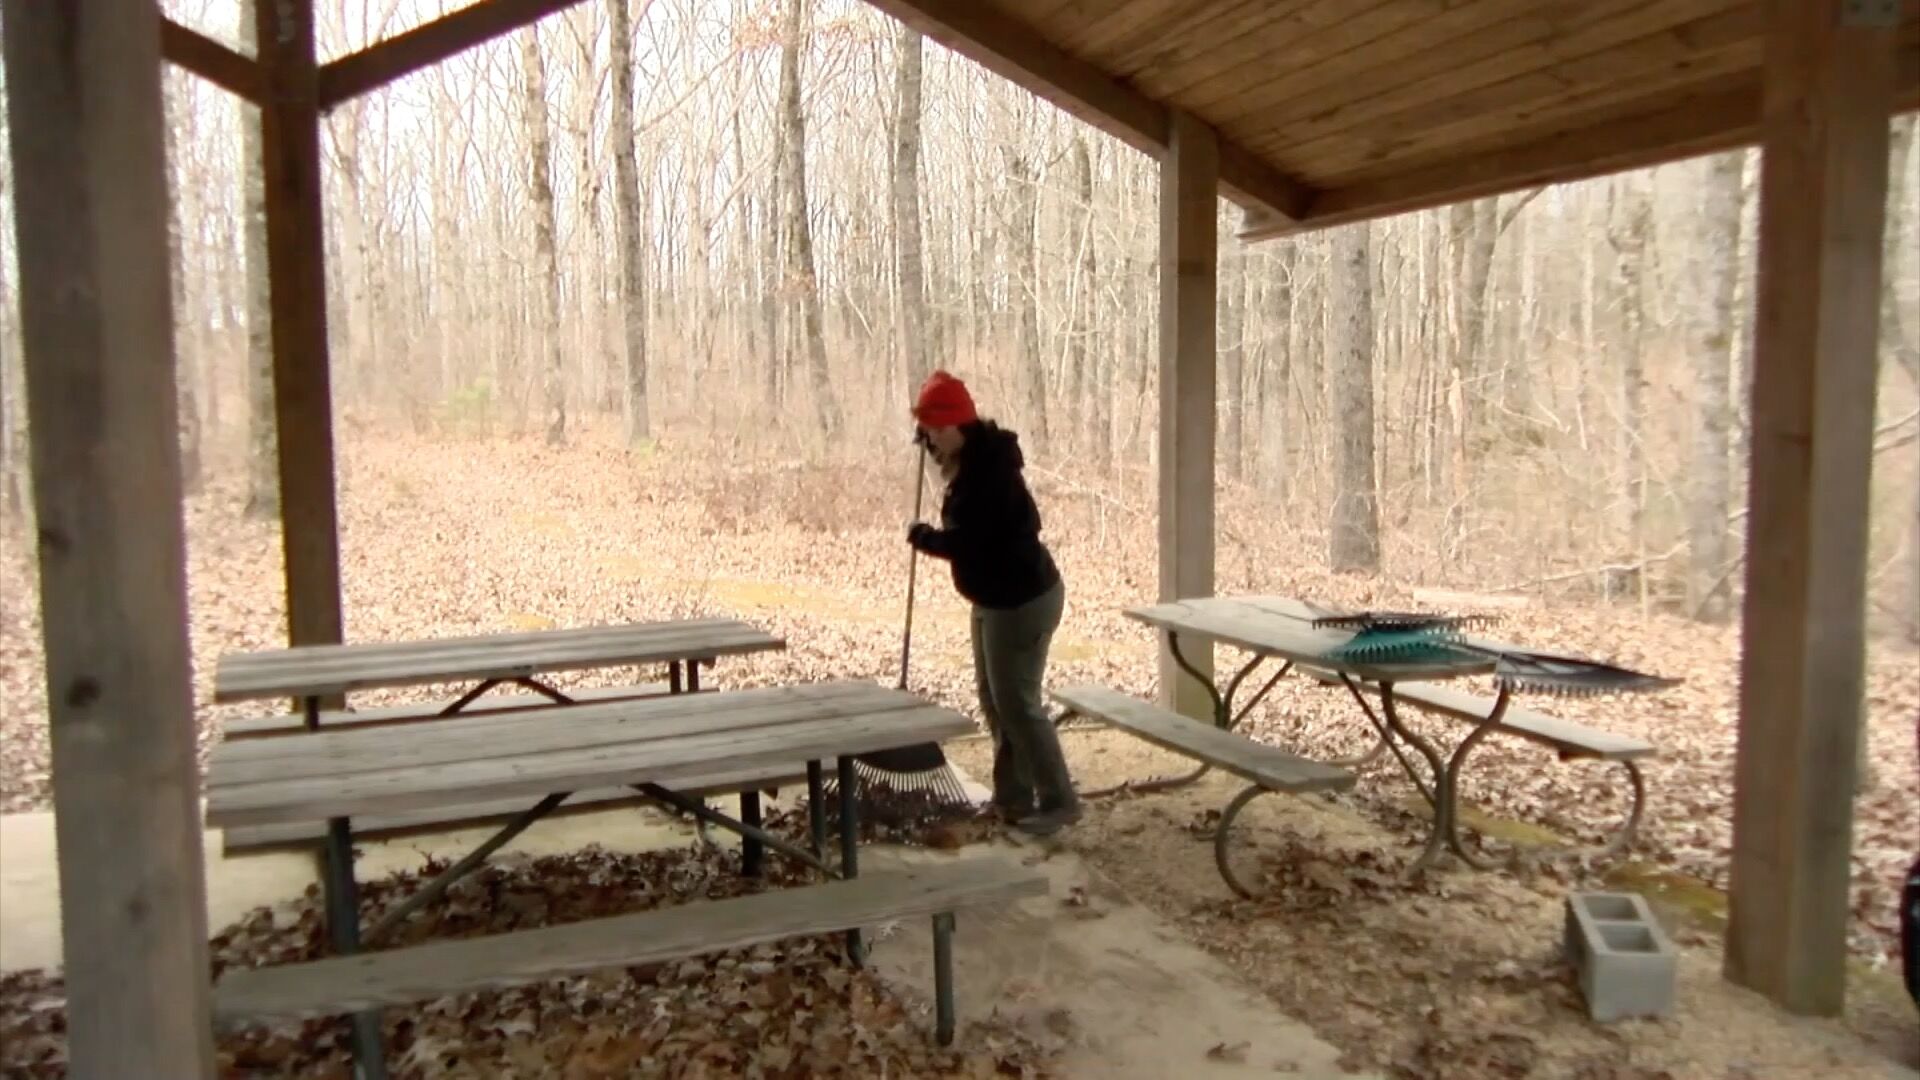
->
<box><xmin>1316</xmin><ymin>610</ymin><xmax>1681</xmax><ymax>697</ymax></box>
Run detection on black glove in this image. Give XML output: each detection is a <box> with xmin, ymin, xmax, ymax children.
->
<box><xmin>907</xmin><ymin>523</ymin><xmax>937</xmax><ymax>551</ymax></box>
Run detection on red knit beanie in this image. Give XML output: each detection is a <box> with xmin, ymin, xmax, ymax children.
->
<box><xmin>912</xmin><ymin>370</ymin><xmax>978</xmax><ymax>428</ymax></box>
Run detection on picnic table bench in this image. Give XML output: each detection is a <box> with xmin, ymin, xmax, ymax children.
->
<box><xmin>1051</xmin><ymin>684</ymin><xmax>1354</xmax><ymax>896</ymax></box>
<box><xmin>213</xmin><ymin>858</ymin><xmax>1047</xmax><ymax>1047</ymax></box>
<box><xmin>1296</xmin><ymin>666</ymin><xmax>1654</xmax><ymax>866</ymax></box>
<box><xmin>206</xmin><ymin>678</ymin><xmax>1036</xmax><ymax>1074</ymax></box>
<box><xmin>1052</xmin><ymin>595</ymin><xmax>1669</xmax><ymax>889</ymax></box>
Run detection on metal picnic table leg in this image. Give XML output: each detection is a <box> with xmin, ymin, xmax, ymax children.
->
<box><xmin>632</xmin><ymin>784</ymin><xmax>835</xmax><ymax>876</ymax></box>
<box><xmin>932</xmin><ymin>911</ymin><xmax>957</xmax><ymax>1045</ymax></box>
<box><xmin>739</xmin><ymin>790</ymin><xmax>764</xmax><ymax>878</ymax></box>
<box><xmin>1372</xmin><ymin>682</ymin><xmax>1451</xmax><ymax>873</ymax></box>
<box><xmin>806</xmin><ymin>760</ymin><xmax>828</xmax><ymax>857</ymax></box>
<box><xmin>1440</xmin><ymin>687</ymin><xmax>1649</xmax><ymax>870</ymax></box>
<box><xmin>362</xmin><ymin>792</ymin><xmax>573</xmax><ymax>946</ymax></box>
<box><xmin>1077</xmin><ymin>638</ymin><xmax>1285</xmax><ymax>800</ymax></box>
<box><xmin>321</xmin><ymin>817</ymin><xmax>387</xmax><ymax>1079</ymax></box>
<box><xmin>838</xmin><ymin>755</ymin><xmax>864</xmax><ymax>967</ymax></box>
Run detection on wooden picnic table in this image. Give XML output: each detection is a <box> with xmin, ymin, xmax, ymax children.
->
<box><xmin>214</xmin><ymin>616</ymin><xmax>786</xmax><ymax>723</ymax></box>
<box><xmin>1123</xmin><ymin>595</ymin><xmax>1659</xmax><ymax>873</ymax></box>
<box><xmin>205</xmin><ymin>677</ymin><xmax>970</xmax><ymax>1071</ymax></box>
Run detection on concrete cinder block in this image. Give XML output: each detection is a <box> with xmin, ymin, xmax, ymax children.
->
<box><xmin>1563</xmin><ymin>891</ymin><xmax>1677</xmax><ymax>1022</ymax></box>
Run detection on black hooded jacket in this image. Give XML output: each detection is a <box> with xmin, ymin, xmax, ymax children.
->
<box><xmin>909</xmin><ymin>421</ymin><xmax>1061</xmax><ymax>610</ymax></box>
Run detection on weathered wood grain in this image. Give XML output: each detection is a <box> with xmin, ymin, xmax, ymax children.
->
<box><xmin>214</xmin><ymin>859</ymin><xmax>1046</xmax><ymax>1025</ymax></box>
<box><xmin>1053</xmin><ymin>684</ymin><xmax>1353</xmax><ymax>793</ymax></box>
<box><xmin>214</xmin><ymin>618</ymin><xmax>783</xmax><ymax>702</ymax></box>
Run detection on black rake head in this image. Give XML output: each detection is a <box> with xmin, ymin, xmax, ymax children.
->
<box><xmin>1488</xmin><ymin>650</ymin><xmax>1683</xmax><ymax>698</ymax></box>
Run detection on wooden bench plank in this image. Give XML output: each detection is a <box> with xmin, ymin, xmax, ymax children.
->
<box><xmin>214</xmin><ymin>618</ymin><xmax>784</xmax><ymax>703</ymax></box>
<box><xmin>212</xmin><ymin>859</ymin><xmax>1047</xmax><ymax>1026</ymax></box>
<box><xmin>222</xmin><ymin>683</ymin><xmax>675</xmax><ymax>740</ymax></box>
<box><xmin>1298</xmin><ymin>666</ymin><xmax>1656</xmax><ymax>761</ymax></box>
<box><xmin>1052</xmin><ymin>684</ymin><xmax>1353</xmax><ymax>794</ymax></box>
<box><xmin>220</xmin><ymin>762</ymin><xmax>811</xmax><ymax>854</ymax></box>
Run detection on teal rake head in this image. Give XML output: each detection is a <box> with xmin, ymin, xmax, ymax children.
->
<box><xmin>1321</xmin><ymin>626</ymin><xmax>1480</xmax><ymax>666</ymax></box>
<box><xmin>1489</xmin><ymin>650</ymin><xmax>1682</xmax><ymax>698</ymax></box>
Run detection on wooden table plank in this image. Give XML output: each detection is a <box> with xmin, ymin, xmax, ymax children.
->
<box><xmin>213</xmin><ymin>618</ymin><xmax>784</xmax><ymax>703</ymax></box>
<box><xmin>208</xmin><ymin>681</ymin><xmax>910</xmax><ymax>785</ymax></box>
<box><xmin>206</xmin><ymin>697</ymin><xmax>971</xmax><ymax>829</ymax></box>
<box><xmin>1125</xmin><ymin>597</ymin><xmax>1494</xmax><ymax>681</ymax></box>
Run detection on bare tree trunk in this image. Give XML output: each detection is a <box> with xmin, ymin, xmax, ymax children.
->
<box><xmin>241</xmin><ymin>1</ymin><xmax>277</xmax><ymax>518</ymax></box>
<box><xmin>1882</xmin><ymin>118</ymin><xmax>1919</xmax><ymax>643</ymax></box>
<box><xmin>161</xmin><ymin>73</ymin><xmax>202</xmax><ymax>494</ymax></box>
<box><xmin>890</xmin><ymin>24</ymin><xmax>930</xmax><ymax>400</ymax></box>
<box><xmin>1688</xmin><ymin>152</ymin><xmax>1744</xmax><ymax>622</ymax></box>
<box><xmin>1068</xmin><ymin>135</ymin><xmax>1098</xmax><ymax>468</ymax></box>
<box><xmin>1220</xmin><ymin>238</ymin><xmax>1246</xmax><ymax>481</ymax></box>
<box><xmin>608</xmin><ymin>0</ymin><xmax>650</xmax><ymax>444</ymax></box>
<box><xmin>1329</xmin><ymin>224</ymin><xmax>1380</xmax><ymax>573</ymax></box>
<box><xmin>1267</xmin><ymin>242</ymin><xmax>1298</xmax><ymax>499</ymax></box>
<box><xmin>520</xmin><ymin>25</ymin><xmax>566</xmax><ymax>445</ymax></box>
<box><xmin>777</xmin><ymin>0</ymin><xmax>841</xmax><ymax>442</ymax></box>
<box><xmin>1610</xmin><ymin>177</ymin><xmax>1653</xmax><ymax>561</ymax></box>
<box><xmin>1005</xmin><ymin>148</ymin><xmax>1047</xmax><ymax>448</ymax></box>
<box><xmin>0</xmin><ymin>180</ymin><xmax>23</xmax><ymax>520</ymax></box>
<box><xmin>330</xmin><ymin>96</ymin><xmax>373</xmax><ymax>415</ymax></box>
<box><xmin>761</xmin><ymin>128</ymin><xmax>783</xmax><ymax>414</ymax></box>
<box><xmin>1445</xmin><ymin>198</ymin><xmax>1496</xmax><ymax>548</ymax></box>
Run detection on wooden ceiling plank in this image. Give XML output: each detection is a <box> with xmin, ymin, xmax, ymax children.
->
<box><xmin>865</xmin><ymin>0</ymin><xmax>1314</xmax><ymax>219</ymax></box>
<box><xmin>1121</xmin><ymin>0</ymin><xmax>1413</xmax><ymax>107</ymax></box>
<box><xmin>1244</xmin><ymin>41</ymin><xmax>1920</xmax><ymax>238</ymax></box>
<box><xmin>159</xmin><ymin>15</ymin><xmax>263</xmax><ymax>103</ymax></box>
<box><xmin>1198</xmin><ymin>0</ymin><xmax>1724</xmax><ymax>135</ymax></box>
<box><xmin>1088</xmin><ymin>0</ymin><xmax>1307</xmax><ymax>73</ymax></box>
<box><xmin>1278</xmin><ymin>17</ymin><xmax>1761</xmax><ymax>182</ymax></box>
<box><xmin>1045</xmin><ymin>0</ymin><xmax>1213</xmax><ymax>58</ymax></box>
<box><xmin>318</xmin><ymin>0</ymin><xmax>589</xmax><ymax>109</ymax></box>
<box><xmin>1218</xmin><ymin>0</ymin><xmax>1740</xmax><ymax>140</ymax></box>
<box><xmin>863</xmin><ymin>0</ymin><xmax>1167</xmax><ymax>155</ymax></box>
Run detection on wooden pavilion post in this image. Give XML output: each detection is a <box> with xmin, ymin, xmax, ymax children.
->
<box><xmin>1157</xmin><ymin>110</ymin><xmax>1218</xmax><ymax>720</ymax></box>
<box><xmin>1725</xmin><ymin>0</ymin><xmax>1898</xmax><ymax>1016</ymax></box>
<box><xmin>0</xmin><ymin>0</ymin><xmax>216</xmax><ymax>1072</ymax></box>
<box><xmin>256</xmin><ymin>0</ymin><xmax>346</xmax><ymax>654</ymax></box>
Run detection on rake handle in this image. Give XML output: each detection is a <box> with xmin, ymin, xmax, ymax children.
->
<box><xmin>899</xmin><ymin>443</ymin><xmax>928</xmax><ymax>691</ymax></box>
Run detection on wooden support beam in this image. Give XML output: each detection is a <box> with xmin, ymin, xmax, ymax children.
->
<box><xmin>1242</xmin><ymin>42</ymin><xmax>1920</xmax><ymax>241</ymax></box>
<box><xmin>0</xmin><ymin>1</ymin><xmax>216</xmax><ymax>1073</ymax></box>
<box><xmin>860</xmin><ymin>0</ymin><xmax>1310</xmax><ymax>222</ymax></box>
<box><xmin>256</xmin><ymin>0</ymin><xmax>345</xmax><ymax>655</ymax></box>
<box><xmin>159</xmin><ymin>15</ymin><xmax>262</xmax><ymax>102</ymax></box>
<box><xmin>1725</xmin><ymin>0</ymin><xmax>1899</xmax><ymax>1017</ymax></box>
<box><xmin>1157</xmin><ymin>111</ymin><xmax>1217</xmax><ymax>721</ymax></box>
<box><xmin>318</xmin><ymin>0</ymin><xmax>589</xmax><ymax>109</ymax></box>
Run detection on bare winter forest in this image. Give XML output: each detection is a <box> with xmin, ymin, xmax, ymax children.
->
<box><xmin>1</xmin><ymin>2</ymin><xmax>1919</xmax><ymax>1063</ymax></box>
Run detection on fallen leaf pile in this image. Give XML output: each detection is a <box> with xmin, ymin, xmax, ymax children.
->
<box><xmin>0</xmin><ymin>843</ymin><xmax>1057</xmax><ymax>1078</ymax></box>
<box><xmin>0</xmin><ymin>428</ymin><xmax>1913</xmax><ymax>968</ymax></box>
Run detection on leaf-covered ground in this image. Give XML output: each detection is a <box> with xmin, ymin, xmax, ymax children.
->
<box><xmin>0</xmin><ymin>429</ymin><xmax>1913</xmax><ymax>966</ymax></box>
<box><xmin>0</xmin><ymin>841</ymin><xmax>1056</xmax><ymax>1078</ymax></box>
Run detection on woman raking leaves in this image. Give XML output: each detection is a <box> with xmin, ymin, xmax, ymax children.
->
<box><xmin>907</xmin><ymin>371</ymin><xmax>1081</xmax><ymax>836</ymax></box>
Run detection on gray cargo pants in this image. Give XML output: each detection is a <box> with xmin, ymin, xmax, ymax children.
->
<box><xmin>970</xmin><ymin>580</ymin><xmax>1077</xmax><ymax>815</ymax></box>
